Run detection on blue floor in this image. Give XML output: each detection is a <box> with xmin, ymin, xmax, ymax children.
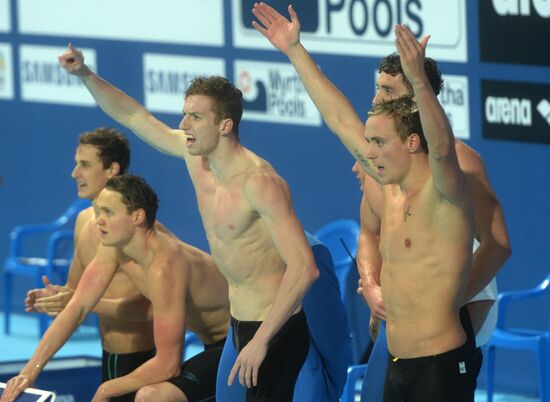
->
<box><xmin>0</xmin><ymin>313</ymin><xmax>102</xmax><ymax>362</ymax></box>
<box><xmin>0</xmin><ymin>313</ymin><xmax>541</xmax><ymax>402</ymax></box>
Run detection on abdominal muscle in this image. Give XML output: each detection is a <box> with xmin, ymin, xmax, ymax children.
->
<box><xmin>214</xmin><ymin>237</ymin><xmax>287</xmax><ymax>322</ymax></box>
<box><xmin>382</xmin><ymin>262</ymin><xmax>467</xmax><ymax>358</ymax></box>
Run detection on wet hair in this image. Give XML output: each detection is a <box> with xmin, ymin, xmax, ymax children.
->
<box><xmin>105</xmin><ymin>174</ymin><xmax>158</xmax><ymax>229</ymax></box>
<box><xmin>378</xmin><ymin>52</ymin><xmax>444</xmax><ymax>96</ymax></box>
<box><xmin>78</xmin><ymin>127</ymin><xmax>130</xmax><ymax>174</ymax></box>
<box><xmin>185</xmin><ymin>76</ymin><xmax>243</xmax><ymax>138</ymax></box>
<box><xmin>368</xmin><ymin>96</ymin><xmax>428</xmax><ymax>153</ymax></box>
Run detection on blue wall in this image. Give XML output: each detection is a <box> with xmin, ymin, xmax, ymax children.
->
<box><xmin>1</xmin><ymin>0</ymin><xmax>549</xmax><ymax>397</ymax></box>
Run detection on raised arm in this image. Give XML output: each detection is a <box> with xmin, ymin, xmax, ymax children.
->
<box><xmin>92</xmin><ymin>254</ymin><xmax>187</xmax><ymax>400</ymax></box>
<box><xmin>58</xmin><ymin>44</ymin><xmax>187</xmax><ymax>159</ymax></box>
<box><xmin>228</xmin><ymin>171</ymin><xmax>319</xmax><ymax>388</ymax></box>
<box><xmin>456</xmin><ymin>142</ymin><xmax>512</xmax><ymax>299</ymax></box>
<box><xmin>0</xmin><ymin>247</ymin><xmax>118</xmax><ymax>402</ymax></box>
<box><xmin>252</xmin><ymin>3</ymin><xmax>379</xmax><ymax>179</ymax></box>
<box><xmin>395</xmin><ymin>25</ymin><xmax>469</xmax><ymax>203</ymax></box>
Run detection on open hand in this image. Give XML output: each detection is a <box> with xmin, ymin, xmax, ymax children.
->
<box><xmin>26</xmin><ymin>276</ymin><xmax>73</xmax><ymax>316</ymax></box>
<box><xmin>228</xmin><ymin>337</ymin><xmax>268</xmax><ymax>388</ymax></box>
<box><xmin>394</xmin><ymin>24</ymin><xmax>430</xmax><ymax>87</ymax></box>
<box><xmin>252</xmin><ymin>3</ymin><xmax>300</xmax><ymax>55</ymax></box>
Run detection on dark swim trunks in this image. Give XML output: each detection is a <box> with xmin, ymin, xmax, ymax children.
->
<box><xmin>231</xmin><ymin>310</ymin><xmax>310</xmax><ymax>402</ymax></box>
<box><xmin>383</xmin><ymin>340</ymin><xmax>476</xmax><ymax>402</ymax></box>
<box><xmin>102</xmin><ymin>348</ymin><xmax>156</xmax><ymax>402</ymax></box>
<box><xmin>167</xmin><ymin>337</ymin><xmax>226</xmax><ymax>402</ymax></box>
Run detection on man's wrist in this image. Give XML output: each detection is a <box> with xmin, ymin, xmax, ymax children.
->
<box><xmin>77</xmin><ymin>65</ymin><xmax>93</xmax><ymax>78</ymax></box>
<box><xmin>20</xmin><ymin>363</ymin><xmax>41</xmax><ymax>382</ymax></box>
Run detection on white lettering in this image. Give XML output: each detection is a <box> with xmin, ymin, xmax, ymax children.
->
<box><xmin>440</xmin><ymin>85</ymin><xmax>465</xmax><ymax>106</ymax></box>
<box><xmin>268</xmin><ymin>71</ymin><xmax>304</xmax><ymax>93</ymax></box>
<box><xmin>492</xmin><ymin>0</ymin><xmax>550</xmax><ymax>17</ymax></box>
<box><xmin>268</xmin><ymin>93</ymin><xmax>306</xmax><ymax>117</ymax></box>
<box><xmin>21</xmin><ymin>61</ymin><xmax>82</xmax><ymax>86</ymax></box>
<box><xmin>485</xmin><ymin>96</ymin><xmax>532</xmax><ymax>126</ymax></box>
<box><xmin>146</xmin><ymin>70</ymin><xmax>195</xmax><ymax>94</ymax></box>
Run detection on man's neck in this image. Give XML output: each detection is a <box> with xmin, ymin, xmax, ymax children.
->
<box><xmin>120</xmin><ymin>228</ymin><xmax>155</xmax><ymax>266</ymax></box>
<box><xmin>398</xmin><ymin>155</ymin><xmax>431</xmax><ymax>196</ymax></box>
<box><xmin>206</xmin><ymin>140</ymin><xmax>251</xmax><ymax>183</ymax></box>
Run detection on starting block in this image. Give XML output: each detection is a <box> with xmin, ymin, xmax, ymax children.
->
<box><xmin>0</xmin><ymin>382</ymin><xmax>55</xmax><ymax>401</ymax></box>
<box><xmin>0</xmin><ymin>357</ymin><xmax>101</xmax><ymax>402</ymax></box>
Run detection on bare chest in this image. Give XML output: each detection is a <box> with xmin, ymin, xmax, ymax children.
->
<box><xmin>120</xmin><ymin>259</ymin><xmax>149</xmax><ymax>298</ymax></box>
<box><xmin>379</xmin><ymin>191</ymin><xmax>438</xmax><ymax>259</ymax></box>
<box><xmin>196</xmin><ymin>178</ymin><xmax>257</xmax><ymax>242</ymax></box>
<box><xmin>106</xmin><ymin>268</ymin><xmax>142</xmax><ymax>299</ymax></box>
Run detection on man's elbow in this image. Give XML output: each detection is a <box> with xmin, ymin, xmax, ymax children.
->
<box><xmin>486</xmin><ymin>237</ymin><xmax>512</xmax><ymax>268</ymax></box>
<box><xmin>158</xmin><ymin>360</ymin><xmax>181</xmax><ymax>380</ymax></box>
<box><xmin>305</xmin><ymin>262</ymin><xmax>320</xmax><ymax>286</ymax></box>
<box><xmin>500</xmin><ymin>241</ymin><xmax>512</xmax><ymax>262</ymax></box>
<box><xmin>167</xmin><ymin>364</ymin><xmax>181</xmax><ymax>380</ymax></box>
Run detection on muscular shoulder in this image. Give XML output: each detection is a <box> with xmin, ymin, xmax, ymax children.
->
<box><xmin>243</xmin><ymin>165</ymin><xmax>291</xmax><ymax>213</ymax></box>
<box><xmin>149</xmin><ymin>231</ymin><xmax>191</xmax><ymax>278</ymax></box>
<box><xmin>455</xmin><ymin>140</ymin><xmax>485</xmax><ymax>176</ymax></box>
<box><xmin>75</xmin><ymin>206</ymin><xmax>93</xmax><ymax>230</ymax></box>
<box><xmin>455</xmin><ymin>140</ymin><xmax>496</xmax><ymax>197</ymax></box>
<box><xmin>74</xmin><ymin>206</ymin><xmax>97</xmax><ymax>242</ymax></box>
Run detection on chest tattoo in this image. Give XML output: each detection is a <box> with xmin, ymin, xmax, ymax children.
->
<box><xmin>403</xmin><ymin>206</ymin><xmax>412</xmax><ymax>222</ymax></box>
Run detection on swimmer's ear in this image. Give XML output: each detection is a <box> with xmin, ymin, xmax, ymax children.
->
<box><xmin>107</xmin><ymin>161</ymin><xmax>121</xmax><ymax>177</ymax></box>
<box><xmin>219</xmin><ymin>118</ymin><xmax>234</xmax><ymax>136</ymax></box>
<box><xmin>407</xmin><ymin>133</ymin><xmax>422</xmax><ymax>153</ymax></box>
<box><xmin>133</xmin><ymin>208</ymin><xmax>146</xmax><ymax>226</ymax></box>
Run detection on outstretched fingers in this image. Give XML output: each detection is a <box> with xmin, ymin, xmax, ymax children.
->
<box><xmin>288</xmin><ymin>4</ymin><xmax>298</xmax><ymax>23</ymax></box>
<box><xmin>251</xmin><ymin>2</ymin><xmax>300</xmax><ymax>53</ymax></box>
<box><xmin>395</xmin><ymin>25</ymin><xmax>430</xmax><ymax>56</ymax></box>
<box><xmin>254</xmin><ymin>2</ymin><xmax>282</xmax><ymax>23</ymax></box>
<box><xmin>252</xmin><ymin>4</ymin><xmax>274</xmax><ymax>30</ymax></box>
<box><xmin>394</xmin><ymin>24</ymin><xmax>431</xmax><ymax>83</ymax></box>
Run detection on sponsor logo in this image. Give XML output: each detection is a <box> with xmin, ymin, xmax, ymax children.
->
<box><xmin>18</xmin><ymin>0</ymin><xmax>223</xmax><ymax>46</ymax></box>
<box><xmin>373</xmin><ymin>72</ymin><xmax>470</xmax><ymax>139</ymax></box>
<box><xmin>19</xmin><ymin>45</ymin><xmax>97</xmax><ymax>105</ymax></box>
<box><xmin>0</xmin><ymin>0</ymin><xmax>10</xmax><ymax>32</ymax></box>
<box><xmin>438</xmin><ymin>74</ymin><xmax>470</xmax><ymax>140</ymax></box>
<box><xmin>143</xmin><ymin>54</ymin><xmax>225</xmax><ymax>114</ymax></box>
<box><xmin>234</xmin><ymin>60</ymin><xmax>322</xmax><ymax>126</ymax></box>
<box><xmin>482</xmin><ymin>80</ymin><xmax>550</xmax><ymax>144</ymax></box>
<box><xmin>241</xmin><ymin>0</ymin><xmax>320</xmax><ymax>32</ymax></box>
<box><xmin>537</xmin><ymin>99</ymin><xmax>550</xmax><ymax>125</ymax></box>
<box><xmin>479</xmin><ymin>0</ymin><xmax>550</xmax><ymax>66</ymax></box>
<box><xmin>234</xmin><ymin>0</ymin><xmax>467</xmax><ymax>62</ymax></box>
<box><xmin>485</xmin><ymin>96</ymin><xmax>532</xmax><ymax>126</ymax></box>
<box><xmin>0</xmin><ymin>43</ymin><xmax>14</xmax><ymax>99</ymax></box>
<box><xmin>492</xmin><ymin>0</ymin><xmax>550</xmax><ymax>17</ymax></box>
